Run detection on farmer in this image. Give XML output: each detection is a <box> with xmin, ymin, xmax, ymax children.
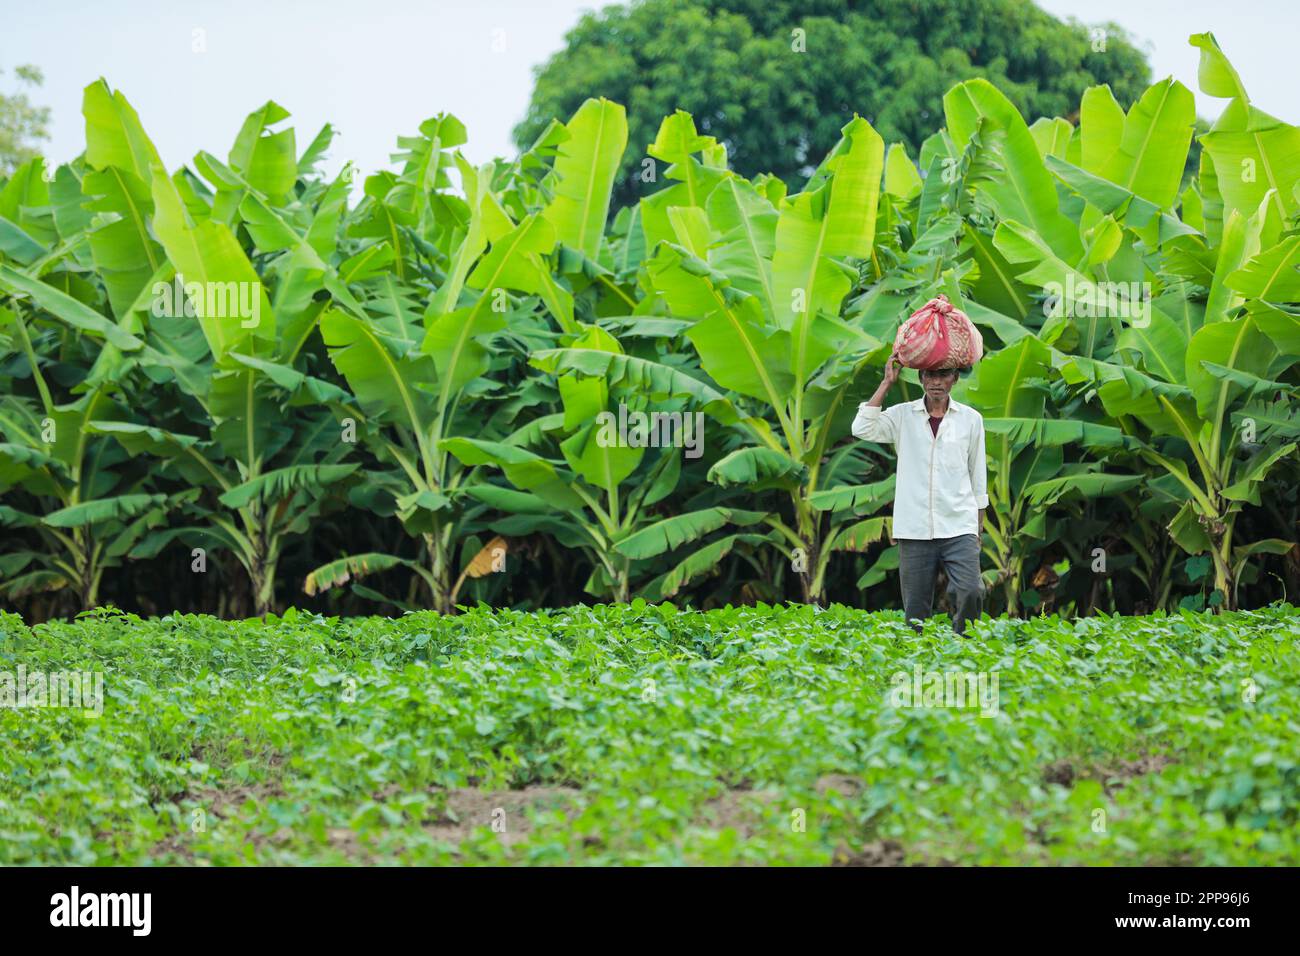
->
<box><xmin>851</xmin><ymin>352</ymin><xmax>988</xmax><ymax>636</ymax></box>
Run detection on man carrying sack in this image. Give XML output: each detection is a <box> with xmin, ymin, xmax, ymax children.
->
<box><xmin>851</xmin><ymin>296</ymin><xmax>988</xmax><ymax>636</ymax></box>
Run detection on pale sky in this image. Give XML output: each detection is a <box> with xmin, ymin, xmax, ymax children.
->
<box><xmin>3</xmin><ymin>0</ymin><xmax>1298</xmax><ymax>183</ymax></box>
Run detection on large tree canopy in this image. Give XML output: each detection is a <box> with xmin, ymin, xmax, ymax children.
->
<box><xmin>514</xmin><ymin>0</ymin><xmax>1151</xmax><ymax>205</ymax></box>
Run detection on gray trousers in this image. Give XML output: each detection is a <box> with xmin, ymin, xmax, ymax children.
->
<box><xmin>898</xmin><ymin>534</ymin><xmax>984</xmax><ymax>636</ymax></box>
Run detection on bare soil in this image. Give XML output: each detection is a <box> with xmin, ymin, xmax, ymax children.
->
<box><xmin>149</xmin><ymin>769</ymin><xmax>924</xmax><ymax>864</ymax></box>
<box><xmin>1042</xmin><ymin>753</ymin><xmax>1175</xmax><ymax>795</ymax></box>
<box><xmin>831</xmin><ymin>840</ymin><xmax>908</xmax><ymax>866</ymax></box>
<box><xmin>423</xmin><ymin>785</ymin><xmax>582</xmax><ymax>845</ymax></box>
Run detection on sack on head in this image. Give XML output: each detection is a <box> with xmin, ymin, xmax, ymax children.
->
<box><xmin>892</xmin><ymin>294</ymin><xmax>984</xmax><ymax>370</ymax></box>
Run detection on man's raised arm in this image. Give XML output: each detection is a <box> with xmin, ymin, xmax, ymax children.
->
<box><xmin>851</xmin><ymin>352</ymin><xmax>902</xmax><ymax>444</ymax></box>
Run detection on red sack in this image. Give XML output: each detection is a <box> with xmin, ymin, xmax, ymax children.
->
<box><xmin>892</xmin><ymin>294</ymin><xmax>984</xmax><ymax>370</ymax></box>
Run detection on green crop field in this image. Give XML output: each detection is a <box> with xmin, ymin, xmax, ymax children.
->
<box><xmin>3</xmin><ymin>603</ymin><xmax>1297</xmax><ymax>866</ymax></box>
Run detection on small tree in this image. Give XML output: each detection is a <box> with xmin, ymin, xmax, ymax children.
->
<box><xmin>1</xmin><ymin>65</ymin><xmax>51</xmax><ymax>177</ymax></box>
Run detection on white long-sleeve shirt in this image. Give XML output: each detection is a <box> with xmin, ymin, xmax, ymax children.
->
<box><xmin>850</xmin><ymin>397</ymin><xmax>989</xmax><ymax>540</ymax></box>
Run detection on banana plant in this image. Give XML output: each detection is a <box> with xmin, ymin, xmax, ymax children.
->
<box><xmin>70</xmin><ymin>88</ymin><xmax>361</xmax><ymax>616</ymax></box>
<box><xmin>635</xmin><ymin>111</ymin><xmax>898</xmax><ymax>604</ymax></box>
<box><xmin>0</xmin><ymin>263</ymin><xmax>181</xmax><ymax>611</ymax></box>
<box><xmin>915</xmin><ymin>72</ymin><xmax>1216</xmax><ymax>613</ymax></box>
<box><xmin>308</xmin><ymin>99</ymin><xmax>634</xmax><ymax>611</ymax></box>
<box><xmin>944</xmin><ymin>332</ymin><xmax>1143</xmax><ymax>613</ymax></box>
<box><xmin>0</xmin><ymin>123</ymin><xmax>181</xmax><ymax>614</ymax></box>
<box><xmin>989</xmin><ymin>41</ymin><xmax>1300</xmax><ymax>609</ymax></box>
<box><xmin>450</xmin><ymin>322</ymin><xmax>771</xmax><ymax>602</ymax></box>
<box><xmin>1065</xmin><ymin>272</ymin><xmax>1300</xmax><ymax>608</ymax></box>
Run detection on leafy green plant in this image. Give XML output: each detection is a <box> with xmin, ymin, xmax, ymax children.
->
<box><xmin>632</xmin><ymin>111</ymin><xmax>897</xmax><ymax>603</ymax></box>
<box><xmin>3</xmin><ymin>601</ymin><xmax>1297</xmax><ymax>864</ymax></box>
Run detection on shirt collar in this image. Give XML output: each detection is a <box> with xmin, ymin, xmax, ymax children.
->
<box><xmin>913</xmin><ymin>397</ymin><xmax>964</xmax><ymax>415</ymax></box>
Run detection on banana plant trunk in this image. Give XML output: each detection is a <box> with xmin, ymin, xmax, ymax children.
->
<box><xmin>73</xmin><ymin>529</ymin><xmax>99</xmax><ymax>612</ymax></box>
<box><xmin>795</xmin><ymin>498</ymin><xmax>823</xmax><ymax>606</ymax></box>
<box><xmin>425</xmin><ymin>529</ymin><xmax>454</xmax><ymax>615</ymax></box>
<box><xmin>1211</xmin><ymin>536</ymin><xmax>1237</xmax><ymax>612</ymax></box>
<box><xmin>599</xmin><ymin>553</ymin><xmax>632</xmax><ymax>604</ymax></box>
<box><xmin>247</xmin><ymin>554</ymin><xmax>274</xmax><ymax>618</ymax></box>
<box><xmin>1003</xmin><ymin>563</ymin><xmax>1023</xmax><ymax>618</ymax></box>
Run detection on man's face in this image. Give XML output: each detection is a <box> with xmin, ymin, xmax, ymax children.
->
<box><xmin>920</xmin><ymin>368</ymin><xmax>958</xmax><ymax>401</ymax></box>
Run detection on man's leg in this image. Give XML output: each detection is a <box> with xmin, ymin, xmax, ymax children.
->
<box><xmin>897</xmin><ymin>538</ymin><xmax>939</xmax><ymax>633</ymax></box>
<box><xmin>940</xmin><ymin>533</ymin><xmax>984</xmax><ymax>636</ymax></box>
